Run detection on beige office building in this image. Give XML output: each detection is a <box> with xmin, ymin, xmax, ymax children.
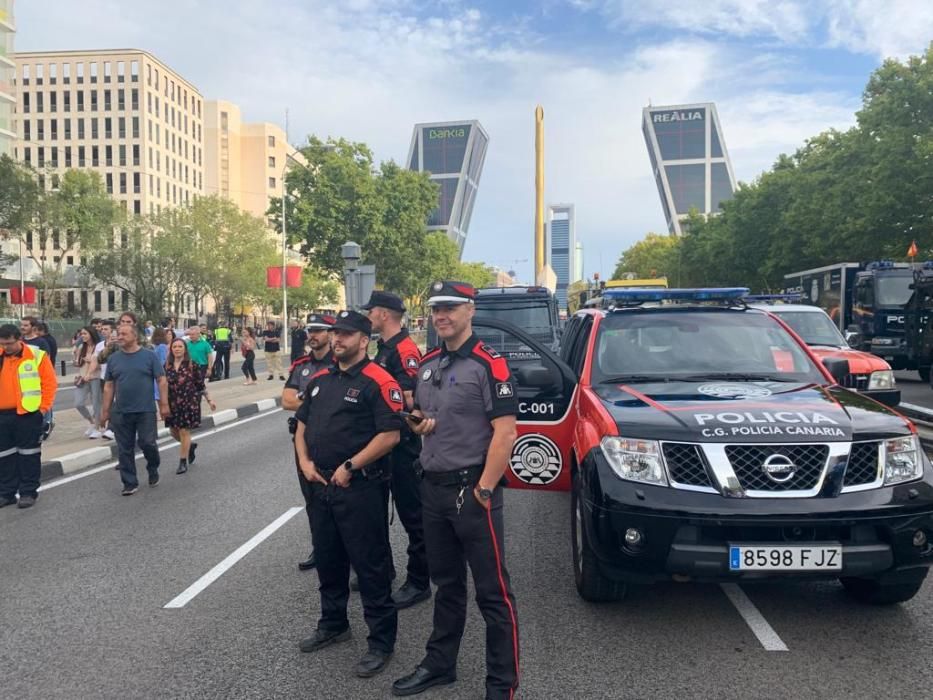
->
<box><xmin>204</xmin><ymin>99</ymin><xmax>294</xmax><ymax>221</ymax></box>
<box><xmin>0</xmin><ymin>0</ymin><xmax>16</xmax><ymax>155</ymax></box>
<box><xmin>10</xmin><ymin>48</ymin><xmax>204</xmax><ymax>315</ymax></box>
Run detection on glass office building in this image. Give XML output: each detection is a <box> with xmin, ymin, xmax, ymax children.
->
<box><xmin>547</xmin><ymin>204</ymin><xmax>576</xmax><ymax>311</ymax></box>
<box><xmin>407</xmin><ymin>120</ymin><xmax>488</xmax><ymax>255</ymax></box>
<box><xmin>642</xmin><ymin>102</ymin><xmax>735</xmax><ymax>235</ymax></box>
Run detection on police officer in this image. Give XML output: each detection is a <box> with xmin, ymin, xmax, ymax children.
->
<box><xmin>295</xmin><ymin>310</ymin><xmax>404</xmax><ymax>678</ymax></box>
<box><xmin>211</xmin><ymin>322</ymin><xmax>233</xmax><ymax>381</ymax></box>
<box><xmin>362</xmin><ymin>290</ymin><xmax>430</xmax><ymax>609</ymax></box>
<box><xmin>392</xmin><ymin>282</ymin><xmax>520</xmax><ymax>700</ymax></box>
<box><xmin>281</xmin><ymin>313</ymin><xmax>335</xmax><ymax>571</ymax></box>
<box><xmin>0</xmin><ymin>324</ymin><xmax>58</xmax><ymax>509</ymax></box>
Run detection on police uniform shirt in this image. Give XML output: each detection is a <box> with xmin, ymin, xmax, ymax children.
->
<box><xmin>374</xmin><ymin>328</ymin><xmax>421</xmax><ymax>393</ymax></box>
<box><xmin>295</xmin><ymin>357</ymin><xmax>404</xmax><ymax>472</ymax></box>
<box><xmin>285</xmin><ymin>350</ymin><xmax>334</xmax><ymax>396</ymax></box>
<box><xmin>414</xmin><ymin>334</ymin><xmax>519</xmax><ymax>472</ymax></box>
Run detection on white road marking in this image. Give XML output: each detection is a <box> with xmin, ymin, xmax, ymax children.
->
<box><xmin>38</xmin><ymin>409</ymin><xmax>283</xmax><ymax>491</ymax></box>
<box><xmin>164</xmin><ymin>506</ymin><xmax>303</xmax><ymax>609</ymax></box>
<box><xmin>720</xmin><ymin>583</ymin><xmax>789</xmax><ymax>651</ymax></box>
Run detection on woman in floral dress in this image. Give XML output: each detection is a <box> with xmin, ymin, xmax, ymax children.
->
<box><xmin>164</xmin><ymin>338</ymin><xmax>215</xmax><ymax>474</ymax></box>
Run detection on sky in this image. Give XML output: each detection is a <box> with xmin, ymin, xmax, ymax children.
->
<box><xmin>14</xmin><ymin>0</ymin><xmax>933</xmax><ymax>282</ymax></box>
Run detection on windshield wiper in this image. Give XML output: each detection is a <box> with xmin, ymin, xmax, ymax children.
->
<box><xmin>600</xmin><ymin>375</ymin><xmax>670</xmax><ymax>384</ymax></box>
<box><xmin>679</xmin><ymin>372</ymin><xmax>797</xmax><ymax>382</ymax></box>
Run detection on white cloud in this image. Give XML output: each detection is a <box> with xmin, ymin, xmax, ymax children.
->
<box><xmin>12</xmin><ymin>1</ymin><xmax>877</xmax><ymax>279</ymax></box>
<box><xmin>824</xmin><ymin>0</ymin><xmax>933</xmax><ymax>60</ymax></box>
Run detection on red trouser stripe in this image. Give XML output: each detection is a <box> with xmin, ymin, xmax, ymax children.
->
<box><xmin>485</xmin><ymin>506</ymin><xmax>519</xmax><ymax>698</ymax></box>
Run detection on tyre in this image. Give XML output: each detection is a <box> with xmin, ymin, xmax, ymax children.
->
<box><xmin>920</xmin><ymin>366</ymin><xmax>931</xmax><ymax>383</ymax></box>
<box><xmin>840</xmin><ymin>569</ymin><xmax>928</xmax><ymax>605</ymax></box>
<box><xmin>571</xmin><ymin>473</ymin><xmax>625</xmax><ymax>602</ymax></box>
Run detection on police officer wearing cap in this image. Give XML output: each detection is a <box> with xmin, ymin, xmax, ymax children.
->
<box><xmin>392</xmin><ymin>282</ymin><xmax>520</xmax><ymax>700</ymax></box>
<box><xmin>282</xmin><ymin>313</ymin><xmax>335</xmax><ymax>571</ymax></box>
<box><xmin>362</xmin><ymin>290</ymin><xmax>431</xmax><ymax>609</ymax></box>
<box><xmin>295</xmin><ymin>310</ymin><xmax>404</xmax><ymax>678</ymax></box>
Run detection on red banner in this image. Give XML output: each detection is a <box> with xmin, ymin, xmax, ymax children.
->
<box><xmin>267</xmin><ymin>266</ymin><xmax>303</xmax><ymax>288</ymax></box>
<box><xmin>9</xmin><ymin>286</ymin><xmax>37</xmax><ymax>304</ymax></box>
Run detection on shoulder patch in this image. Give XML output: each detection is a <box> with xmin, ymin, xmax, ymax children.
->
<box><xmin>471</xmin><ymin>343</ymin><xmax>511</xmax><ymax>382</ymax></box>
<box><xmin>362</xmin><ymin>362</ymin><xmax>404</xmax><ymax>411</ymax></box>
<box><xmin>397</xmin><ymin>336</ymin><xmax>422</xmax><ymax>376</ymax></box>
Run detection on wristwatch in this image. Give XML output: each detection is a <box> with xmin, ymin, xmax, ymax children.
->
<box><xmin>342</xmin><ymin>460</ymin><xmax>354</xmax><ymax>473</ymax></box>
<box><xmin>478</xmin><ymin>487</ymin><xmax>493</xmax><ymax>501</ymax></box>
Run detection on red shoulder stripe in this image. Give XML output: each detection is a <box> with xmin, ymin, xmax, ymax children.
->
<box><xmin>421</xmin><ymin>347</ymin><xmax>442</xmax><ymax>364</ymax></box>
<box><xmin>361</xmin><ymin>362</ymin><xmax>404</xmax><ymax>410</ymax></box>
<box><xmin>289</xmin><ymin>356</ymin><xmax>312</xmax><ymax>372</ymax></box>
<box><xmin>310</xmin><ymin>368</ymin><xmax>329</xmax><ymax>381</ymax></box>
<box><xmin>472</xmin><ymin>344</ymin><xmax>510</xmax><ymax>382</ymax></box>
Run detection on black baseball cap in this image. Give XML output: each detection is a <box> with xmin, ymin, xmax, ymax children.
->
<box><xmin>307</xmin><ymin>314</ymin><xmax>336</xmax><ymax>330</ymax></box>
<box><xmin>360</xmin><ymin>290</ymin><xmax>406</xmax><ymax>313</ymax></box>
<box><xmin>426</xmin><ymin>280</ymin><xmax>477</xmax><ymax>306</ymax></box>
<box><xmin>331</xmin><ymin>310</ymin><xmax>373</xmax><ymax>335</ymax></box>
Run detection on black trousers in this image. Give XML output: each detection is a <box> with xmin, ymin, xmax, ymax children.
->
<box><xmin>311</xmin><ymin>477</ymin><xmax>397</xmax><ymax>654</ymax></box>
<box><xmin>0</xmin><ymin>411</ymin><xmax>43</xmax><ymax>500</ymax></box>
<box><xmin>293</xmin><ymin>441</ymin><xmax>314</xmax><ymax>548</ymax></box>
<box><xmin>421</xmin><ymin>479</ymin><xmax>520</xmax><ymax>699</ymax></box>
<box><xmin>241</xmin><ymin>351</ymin><xmax>257</xmax><ymax>381</ymax></box>
<box><xmin>111</xmin><ymin>411</ymin><xmax>160</xmax><ymax>488</ymax></box>
<box><xmin>214</xmin><ymin>342</ymin><xmax>231</xmax><ymax>379</ymax></box>
<box><xmin>389</xmin><ymin>442</ymin><xmax>429</xmax><ymax>589</ymax></box>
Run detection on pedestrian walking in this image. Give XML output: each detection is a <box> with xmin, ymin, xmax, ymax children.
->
<box><xmin>100</xmin><ymin>324</ymin><xmax>170</xmax><ymax>495</ymax></box>
<box><xmin>20</xmin><ymin>316</ymin><xmax>51</xmax><ymax>356</ymax></box>
<box><xmin>89</xmin><ymin>319</ymin><xmax>117</xmax><ymax>439</ymax></box>
<box><xmin>241</xmin><ymin>328</ymin><xmax>258</xmax><ymax>384</ymax></box>
<box><xmin>164</xmin><ymin>338</ymin><xmax>215</xmax><ymax>474</ymax></box>
<box><xmin>281</xmin><ymin>314</ymin><xmax>335</xmax><ymax>572</ymax></box>
<box><xmin>362</xmin><ymin>290</ymin><xmax>431</xmax><ymax>609</ymax></box>
<box><xmin>392</xmin><ymin>281</ymin><xmax>520</xmax><ymax>700</ymax></box>
<box><xmin>211</xmin><ymin>322</ymin><xmax>233</xmax><ymax>381</ymax></box>
<box><xmin>36</xmin><ymin>322</ymin><xmax>58</xmax><ymax>365</ymax></box>
<box><xmin>262</xmin><ymin>321</ymin><xmax>285</xmax><ymax>381</ymax></box>
<box><xmin>294</xmin><ymin>310</ymin><xmax>404</xmax><ymax>679</ymax></box>
<box><xmin>0</xmin><ymin>324</ymin><xmax>57</xmax><ymax>509</ymax></box>
<box><xmin>289</xmin><ymin>319</ymin><xmax>308</xmax><ymax>364</ymax></box>
<box><xmin>185</xmin><ymin>326</ymin><xmax>215</xmax><ymax>381</ymax></box>
<box><xmin>73</xmin><ymin>326</ymin><xmax>104</xmax><ymax>439</ymax></box>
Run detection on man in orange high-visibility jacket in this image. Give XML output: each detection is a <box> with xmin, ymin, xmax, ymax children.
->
<box><xmin>0</xmin><ymin>323</ymin><xmax>58</xmax><ymax>509</ymax></box>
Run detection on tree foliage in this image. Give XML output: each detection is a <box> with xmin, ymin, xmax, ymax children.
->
<box><xmin>616</xmin><ymin>43</ymin><xmax>933</xmax><ymax>291</ymax></box>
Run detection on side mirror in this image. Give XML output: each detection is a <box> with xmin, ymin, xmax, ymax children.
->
<box><xmin>822</xmin><ymin>357</ymin><xmax>850</xmax><ymax>384</ymax></box>
<box><xmin>514</xmin><ymin>364</ymin><xmax>556</xmax><ymax>389</ymax></box>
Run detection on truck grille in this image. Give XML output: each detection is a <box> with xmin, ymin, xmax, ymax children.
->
<box><xmin>725</xmin><ymin>445</ymin><xmax>829</xmax><ymax>492</ymax></box>
<box><xmin>662</xmin><ymin>443</ymin><xmax>713</xmax><ymax>488</ymax></box>
<box><xmin>842</xmin><ymin>373</ymin><xmax>870</xmax><ymax>391</ymax></box>
<box><xmin>844</xmin><ymin>441</ymin><xmax>881</xmax><ymax>487</ymax></box>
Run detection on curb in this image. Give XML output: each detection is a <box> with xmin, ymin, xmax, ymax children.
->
<box><xmin>40</xmin><ymin>397</ymin><xmax>282</xmax><ymax>481</ymax></box>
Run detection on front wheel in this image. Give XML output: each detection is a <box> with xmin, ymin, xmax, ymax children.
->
<box><xmin>571</xmin><ymin>473</ymin><xmax>625</xmax><ymax>602</ymax></box>
<box><xmin>840</xmin><ymin>569</ymin><xmax>928</xmax><ymax>605</ymax></box>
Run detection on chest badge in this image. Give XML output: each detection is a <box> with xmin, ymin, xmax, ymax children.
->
<box><xmin>311</xmin><ymin>386</ymin><xmax>320</xmax><ymax>397</ymax></box>
<box><xmin>301</xmin><ymin>368</ymin><xmax>310</xmax><ymax>377</ymax></box>
<box><xmin>422</xmin><ymin>369</ymin><xmax>433</xmax><ymax>381</ymax></box>
<box><xmin>344</xmin><ymin>388</ymin><xmax>360</xmax><ymax>403</ymax></box>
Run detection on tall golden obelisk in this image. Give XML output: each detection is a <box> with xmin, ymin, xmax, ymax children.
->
<box><xmin>534</xmin><ymin>105</ymin><xmax>546</xmax><ymax>285</ymax></box>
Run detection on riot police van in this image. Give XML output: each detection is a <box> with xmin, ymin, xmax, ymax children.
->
<box><xmin>473</xmin><ymin>288</ymin><xmax>933</xmax><ymax>605</ymax></box>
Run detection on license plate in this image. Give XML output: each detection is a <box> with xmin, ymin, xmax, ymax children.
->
<box><xmin>729</xmin><ymin>544</ymin><xmax>842</xmax><ymax>571</ymax></box>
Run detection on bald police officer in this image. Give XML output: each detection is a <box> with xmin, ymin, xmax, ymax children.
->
<box><xmin>282</xmin><ymin>314</ymin><xmax>335</xmax><ymax>571</ymax></box>
<box><xmin>392</xmin><ymin>281</ymin><xmax>520</xmax><ymax>699</ymax></box>
<box><xmin>362</xmin><ymin>290</ymin><xmax>430</xmax><ymax>609</ymax></box>
<box><xmin>295</xmin><ymin>310</ymin><xmax>403</xmax><ymax>679</ymax></box>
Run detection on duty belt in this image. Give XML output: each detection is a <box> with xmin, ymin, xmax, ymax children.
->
<box><xmin>319</xmin><ymin>465</ymin><xmax>386</xmax><ymax>483</ymax></box>
<box><xmin>423</xmin><ymin>465</ymin><xmax>484</xmax><ymax>487</ymax></box>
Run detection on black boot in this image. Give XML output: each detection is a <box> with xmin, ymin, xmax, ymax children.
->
<box><xmin>188</xmin><ymin>442</ymin><xmax>198</xmax><ymax>464</ymax></box>
<box><xmin>176</xmin><ymin>459</ymin><xmax>188</xmax><ymax>475</ymax></box>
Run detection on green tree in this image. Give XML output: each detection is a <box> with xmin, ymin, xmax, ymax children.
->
<box><xmin>612</xmin><ymin>232</ymin><xmax>681</xmax><ymax>282</ymax></box>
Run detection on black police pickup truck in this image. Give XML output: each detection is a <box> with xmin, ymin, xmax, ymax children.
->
<box><xmin>473</xmin><ymin>288</ymin><xmax>933</xmax><ymax>605</ymax></box>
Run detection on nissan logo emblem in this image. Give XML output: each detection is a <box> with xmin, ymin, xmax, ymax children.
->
<box><xmin>761</xmin><ymin>454</ymin><xmax>797</xmax><ymax>484</ymax></box>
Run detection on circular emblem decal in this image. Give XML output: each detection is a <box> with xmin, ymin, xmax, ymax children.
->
<box><xmin>422</xmin><ymin>369</ymin><xmax>432</xmax><ymax>381</ymax></box>
<box><xmin>311</xmin><ymin>386</ymin><xmax>320</xmax><ymax>397</ymax></box>
<box><xmin>340</xmin><ymin>311</ymin><xmax>349</xmax><ymax>318</ymax></box>
<box><xmin>761</xmin><ymin>454</ymin><xmax>797</xmax><ymax>484</ymax></box>
<box><xmin>433</xmin><ymin>282</ymin><xmax>443</xmax><ymax>291</ymax></box>
<box><xmin>509</xmin><ymin>434</ymin><xmax>562</xmax><ymax>485</ymax></box>
<box><xmin>301</xmin><ymin>368</ymin><xmax>310</xmax><ymax>377</ymax></box>
<box><xmin>697</xmin><ymin>383</ymin><xmax>772</xmax><ymax>400</ymax></box>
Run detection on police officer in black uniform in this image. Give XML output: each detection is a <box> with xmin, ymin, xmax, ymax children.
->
<box><xmin>362</xmin><ymin>290</ymin><xmax>431</xmax><ymax>609</ymax></box>
<box><xmin>295</xmin><ymin>310</ymin><xmax>404</xmax><ymax>679</ymax></box>
<box><xmin>281</xmin><ymin>313</ymin><xmax>335</xmax><ymax>571</ymax></box>
<box><xmin>392</xmin><ymin>282</ymin><xmax>520</xmax><ymax>700</ymax></box>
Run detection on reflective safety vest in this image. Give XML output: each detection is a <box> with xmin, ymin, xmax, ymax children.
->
<box><xmin>214</xmin><ymin>327</ymin><xmax>231</xmax><ymax>342</ymax></box>
<box><xmin>16</xmin><ymin>347</ymin><xmax>46</xmax><ymax>414</ymax></box>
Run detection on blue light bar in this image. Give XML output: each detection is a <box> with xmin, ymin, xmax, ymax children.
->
<box><xmin>922</xmin><ymin>261</ymin><xmax>933</xmax><ymax>270</ymax></box>
<box><xmin>744</xmin><ymin>293</ymin><xmax>803</xmax><ymax>303</ymax></box>
<box><xmin>866</xmin><ymin>260</ymin><xmax>895</xmax><ymax>270</ymax></box>
<box><xmin>604</xmin><ymin>287</ymin><xmax>750</xmax><ymax>303</ymax></box>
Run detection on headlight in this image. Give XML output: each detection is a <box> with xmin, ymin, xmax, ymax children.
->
<box><xmin>868</xmin><ymin>370</ymin><xmax>895</xmax><ymax>390</ymax></box>
<box><xmin>600</xmin><ymin>437</ymin><xmax>668</xmax><ymax>486</ymax></box>
<box><xmin>883</xmin><ymin>435</ymin><xmax>923</xmax><ymax>485</ymax></box>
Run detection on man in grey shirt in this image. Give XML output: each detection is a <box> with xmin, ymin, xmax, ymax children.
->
<box><xmin>101</xmin><ymin>325</ymin><xmax>170</xmax><ymax>496</ymax></box>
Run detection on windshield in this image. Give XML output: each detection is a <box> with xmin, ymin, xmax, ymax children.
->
<box><xmin>474</xmin><ymin>303</ymin><xmax>554</xmax><ymax>332</ymax></box>
<box><xmin>875</xmin><ymin>274</ymin><xmax>914</xmax><ymax>307</ymax></box>
<box><xmin>768</xmin><ymin>310</ymin><xmax>847</xmax><ymax>347</ymax></box>
<box><xmin>591</xmin><ymin>310</ymin><xmax>825</xmax><ymax>384</ymax></box>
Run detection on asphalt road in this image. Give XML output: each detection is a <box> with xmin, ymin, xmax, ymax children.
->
<box><xmin>895</xmin><ymin>370</ymin><xmax>933</xmax><ymax>411</ymax></box>
<box><xmin>4</xmin><ymin>410</ymin><xmax>933</xmax><ymax>699</ymax></box>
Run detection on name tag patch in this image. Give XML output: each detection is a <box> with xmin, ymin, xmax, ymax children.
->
<box><xmin>344</xmin><ymin>388</ymin><xmax>360</xmax><ymax>403</ymax></box>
